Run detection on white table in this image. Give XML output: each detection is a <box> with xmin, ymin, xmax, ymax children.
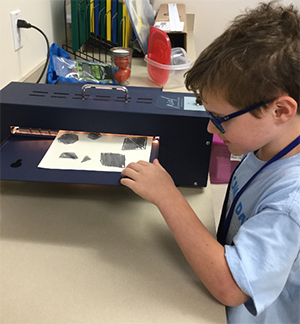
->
<box><xmin>1</xmin><ymin>180</ymin><xmax>225</xmax><ymax>324</ymax></box>
<box><xmin>0</xmin><ymin>31</ymin><xmax>226</xmax><ymax>324</ymax></box>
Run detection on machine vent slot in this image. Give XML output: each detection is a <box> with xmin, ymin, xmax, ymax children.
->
<box><xmin>95</xmin><ymin>95</ymin><xmax>110</xmax><ymax>99</ymax></box>
<box><xmin>54</xmin><ymin>92</ymin><xmax>69</xmax><ymax>96</ymax></box>
<box><xmin>114</xmin><ymin>96</ymin><xmax>131</xmax><ymax>103</ymax></box>
<box><xmin>93</xmin><ymin>95</ymin><xmax>111</xmax><ymax>102</ymax></box>
<box><xmin>50</xmin><ymin>92</ymin><xmax>69</xmax><ymax>99</ymax></box>
<box><xmin>136</xmin><ymin>97</ymin><xmax>153</xmax><ymax>104</ymax></box>
<box><xmin>72</xmin><ymin>94</ymin><xmax>92</xmax><ymax>100</ymax></box>
<box><xmin>72</xmin><ymin>93</ymin><xmax>83</xmax><ymax>100</ymax></box>
<box><xmin>29</xmin><ymin>94</ymin><xmax>46</xmax><ymax>97</ymax></box>
<box><xmin>93</xmin><ymin>98</ymin><xmax>110</xmax><ymax>101</ymax></box>
<box><xmin>50</xmin><ymin>95</ymin><xmax>68</xmax><ymax>99</ymax></box>
<box><xmin>29</xmin><ymin>90</ymin><xmax>48</xmax><ymax>97</ymax></box>
<box><xmin>32</xmin><ymin>90</ymin><xmax>48</xmax><ymax>94</ymax></box>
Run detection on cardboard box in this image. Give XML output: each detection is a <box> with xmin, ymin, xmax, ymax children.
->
<box><xmin>154</xmin><ymin>4</ymin><xmax>187</xmax><ymax>50</ymax></box>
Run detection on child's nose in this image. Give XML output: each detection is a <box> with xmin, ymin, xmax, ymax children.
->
<box><xmin>207</xmin><ymin>120</ymin><xmax>218</xmax><ymax>134</ymax></box>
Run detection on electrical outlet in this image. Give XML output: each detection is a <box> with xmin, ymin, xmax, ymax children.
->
<box><xmin>10</xmin><ymin>10</ymin><xmax>23</xmax><ymax>51</ymax></box>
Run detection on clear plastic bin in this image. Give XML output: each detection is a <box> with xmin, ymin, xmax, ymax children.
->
<box><xmin>144</xmin><ymin>47</ymin><xmax>192</xmax><ymax>89</ymax></box>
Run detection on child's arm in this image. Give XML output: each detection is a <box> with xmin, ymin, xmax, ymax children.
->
<box><xmin>121</xmin><ymin>159</ymin><xmax>249</xmax><ymax>306</ymax></box>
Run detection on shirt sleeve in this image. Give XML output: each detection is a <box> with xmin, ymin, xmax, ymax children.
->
<box><xmin>225</xmin><ymin>209</ymin><xmax>300</xmax><ymax>316</ymax></box>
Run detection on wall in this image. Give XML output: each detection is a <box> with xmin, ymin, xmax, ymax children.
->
<box><xmin>0</xmin><ymin>0</ymin><xmax>299</xmax><ymax>90</ymax></box>
<box><xmin>152</xmin><ymin>0</ymin><xmax>299</xmax><ymax>60</ymax></box>
<box><xmin>0</xmin><ymin>0</ymin><xmax>64</xmax><ymax>89</ymax></box>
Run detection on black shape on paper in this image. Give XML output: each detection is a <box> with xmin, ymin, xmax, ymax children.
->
<box><xmin>100</xmin><ymin>153</ymin><xmax>125</xmax><ymax>168</ymax></box>
<box><xmin>81</xmin><ymin>155</ymin><xmax>91</xmax><ymax>163</ymax></box>
<box><xmin>58</xmin><ymin>133</ymin><xmax>79</xmax><ymax>144</ymax></box>
<box><xmin>10</xmin><ymin>159</ymin><xmax>22</xmax><ymax>168</ymax></box>
<box><xmin>122</xmin><ymin>137</ymin><xmax>147</xmax><ymax>150</ymax></box>
<box><xmin>88</xmin><ymin>132</ymin><xmax>102</xmax><ymax>140</ymax></box>
<box><xmin>59</xmin><ymin>152</ymin><xmax>78</xmax><ymax>159</ymax></box>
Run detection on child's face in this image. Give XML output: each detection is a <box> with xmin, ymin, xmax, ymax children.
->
<box><xmin>202</xmin><ymin>93</ymin><xmax>277</xmax><ymax>157</ymax></box>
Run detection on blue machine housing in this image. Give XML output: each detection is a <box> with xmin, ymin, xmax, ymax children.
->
<box><xmin>0</xmin><ymin>82</ymin><xmax>212</xmax><ymax>187</ymax></box>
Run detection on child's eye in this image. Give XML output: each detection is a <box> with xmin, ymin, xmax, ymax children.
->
<box><xmin>210</xmin><ymin>112</ymin><xmax>222</xmax><ymax>119</ymax></box>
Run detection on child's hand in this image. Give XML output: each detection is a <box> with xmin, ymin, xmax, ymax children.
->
<box><xmin>120</xmin><ymin>159</ymin><xmax>177</xmax><ymax>206</ymax></box>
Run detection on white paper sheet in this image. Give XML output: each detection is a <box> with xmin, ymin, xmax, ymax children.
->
<box><xmin>168</xmin><ymin>4</ymin><xmax>184</xmax><ymax>32</ymax></box>
<box><xmin>38</xmin><ymin>130</ymin><xmax>153</xmax><ymax>172</ymax></box>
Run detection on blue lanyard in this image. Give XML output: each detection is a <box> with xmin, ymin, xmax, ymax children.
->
<box><xmin>217</xmin><ymin>135</ymin><xmax>300</xmax><ymax>246</ymax></box>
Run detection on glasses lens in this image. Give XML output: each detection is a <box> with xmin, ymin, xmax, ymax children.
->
<box><xmin>211</xmin><ymin>119</ymin><xmax>225</xmax><ymax>133</ymax></box>
<box><xmin>206</xmin><ymin>112</ymin><xmax>225</xmax><ymax>133</ymax></box>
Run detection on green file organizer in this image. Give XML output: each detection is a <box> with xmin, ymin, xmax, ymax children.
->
<box><xmin>71</xmin><ymin>0</ymin><xmax>90</xmax><ymax>52</ymax></box>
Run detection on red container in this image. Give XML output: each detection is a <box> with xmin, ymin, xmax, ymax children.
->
<box><xmin>209</xmin><ymin>134</ymin><xmax>239</xmax><ymax>184</ymax></box>
<box><xmin>147</xmin><ymin>26</ymin><xmax>171</xmax><ymax>85</ymax></box>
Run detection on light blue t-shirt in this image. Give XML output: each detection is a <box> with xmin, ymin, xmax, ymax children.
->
<box><xmin>223</xmin><ymin>151</ymin><xmax>300</xmax><ymax>324</ymax></box>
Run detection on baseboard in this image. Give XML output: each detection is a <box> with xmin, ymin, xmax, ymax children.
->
<box><xmin>19</xmin><ymin>59</ymin><xmax>47</xmax><ymax>84</ymax></box>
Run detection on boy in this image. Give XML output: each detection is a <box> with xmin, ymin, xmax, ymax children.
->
<box><xmin>121</xmin><ymin>2</ymin><xmax>300</xmax><ymax>323</ymax></box>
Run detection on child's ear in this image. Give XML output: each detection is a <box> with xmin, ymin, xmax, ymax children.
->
<box><xmin>273</xmin><ymin>96</ymin><xmax>298</xmax><ymax>124</ymax></box>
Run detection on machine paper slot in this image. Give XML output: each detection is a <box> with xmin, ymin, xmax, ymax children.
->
<box><xmin>38</xmin><ymin>130</ymin><xmax>155</xmax><ymax>172</ymax></box>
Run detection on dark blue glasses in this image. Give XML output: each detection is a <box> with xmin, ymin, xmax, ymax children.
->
<box><xmin>205</xmin><ymin>100</ymin><xmax>272</xmax><ymax>134</ymax></box>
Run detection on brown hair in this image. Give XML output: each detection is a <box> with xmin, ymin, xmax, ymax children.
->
<box><xmin>185</xmin><ymin>1</ymin><xmax>300</xmax><ymax>115</ymax></box>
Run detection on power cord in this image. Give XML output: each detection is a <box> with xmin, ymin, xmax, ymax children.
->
<box><xmin>17</xmin><ymin>19</ymin><xmax>50</xmax><ymax>83</ymax></box>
